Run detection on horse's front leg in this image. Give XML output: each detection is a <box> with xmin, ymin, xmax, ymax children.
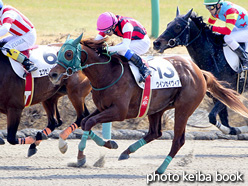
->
<box><xmin>80</xmin><ymin>108</ymin><xmax>118</xmax><ymax>149</ymax></box>
<box><xmin>58</xmin><ymin>104</ymin><xmax>90</xmax><ymax>154</ymax></box>
<box><xmin>59</xmin><ymin>78</ymin><xmax>91</xmax><ymax>154</ymax></box>
<box><xmin>119</xmin><ymin>111</ymin><xmax>164</xmax><ymax>160</ymax></box>
<box><xmin>28</xmin><ymin>97</ymin><xmax>61</xmax><ymax>157</ymax></box>
<box><xmin>77</xmin><ymin>106</ymin><xmax>124</xmax><ymax>166</ymax></box>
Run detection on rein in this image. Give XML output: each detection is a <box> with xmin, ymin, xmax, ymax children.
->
<box><xmin>84</xmin><ymin>51</ymin><xmax>124</xmax><ymax>91</ymax></box>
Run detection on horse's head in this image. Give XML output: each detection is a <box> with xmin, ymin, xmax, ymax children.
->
<box><xmin>49</xmin><ymin>33</ymin><xmax>85</xmax><ymax>85</ymax></box>
<box><xmin>153</xmin><ymin>7</ymin><xmax>194</xmax><ymax>53</ymax></box>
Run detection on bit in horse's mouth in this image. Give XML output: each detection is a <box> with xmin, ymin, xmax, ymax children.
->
<box><xmin>50</xmin><ymin>76</ymin><xmax>61</xmax><ymax>85</ymax></box>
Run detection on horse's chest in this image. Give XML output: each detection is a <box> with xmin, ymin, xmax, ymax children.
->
<box><xmin>92</xmin><ymin>94</ymin><xmax>110</xmax><ymax>111</ymax></box>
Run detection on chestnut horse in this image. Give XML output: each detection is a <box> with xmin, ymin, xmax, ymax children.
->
<box><xmin>0</xmin><ymin>44</ymin><xmax>91</xmax><ymax>157</ymax></box>
<box><xmin>49</xmin><ymin>34</ymin><xmax>248</xmax><ymax>174</ymax></box>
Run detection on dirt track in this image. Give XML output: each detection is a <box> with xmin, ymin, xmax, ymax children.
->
<box><xmin>0</xmin><ymin>139</ymin><xmax>247</xmax><ymax>186</ymax></box>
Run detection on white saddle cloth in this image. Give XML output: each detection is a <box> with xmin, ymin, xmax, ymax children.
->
<box><xmin>9</xmin><ymin>45</ymin><xmax>61</xmax><ymax>79</ymax></box>
<box><xmin>129</xmin><ymin>56</ymin><xmax>182</xmax><ymax>89</ymax></box>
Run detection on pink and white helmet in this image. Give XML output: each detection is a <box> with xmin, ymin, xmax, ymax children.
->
<box><xmin>97</xmin><ymin>12</ymin><xmax>118</xmax><ymax>32</ymax></box>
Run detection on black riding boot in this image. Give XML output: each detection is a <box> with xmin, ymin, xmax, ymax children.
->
<box><xmin>130</xmin><ymin>53</ymin><xmax>151</xmax><ymax>83</ymax></box>
<box><xmin>234</xmin><ymin>46</ymin><xmax>248</xmax><ymax>71</ymax></box>
<box><xmin>22</xmin><ymin>58</ymin><xmax>38</xmax><ymax>73</ymax></box>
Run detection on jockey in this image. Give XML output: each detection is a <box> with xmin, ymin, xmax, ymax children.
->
<box><xmin>204</xmin><ymin>0</ymin><xmax>248</xmax><ymax>71</ymax></box>
<box><xmin>95</xmin><ymin>12</ymin><xmax>151</xmax><ymax>83</ymax></box>
<box><xmin>0</xmin><ymin>0</ymin><xmax>37</xmax><ymax>73</ymax></box>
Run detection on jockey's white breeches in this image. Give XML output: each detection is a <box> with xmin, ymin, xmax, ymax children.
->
<box><xmin>1</xmin><ymin>28</ymin><xmax>36</xmax><ymax>56</ymax></box>
<box><xmin>114</xmin><ymin>34</ymin><xmax>150</xmax><ymax>56</ymax></box>
<box><xmin>224</xmin><ymin>26</ymin><xmax>248</xmax><ymax>50</ymax></box>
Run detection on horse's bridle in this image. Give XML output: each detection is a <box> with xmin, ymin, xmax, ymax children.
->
<box><xmin>166</xmin><ymin>18</ymin><xmax>202</xmax><ymax>48</ymax></box>
<box><xmin>57</xmin><ymin>40</ymin><xmax>124</xmax><ymax>91</ymax></box>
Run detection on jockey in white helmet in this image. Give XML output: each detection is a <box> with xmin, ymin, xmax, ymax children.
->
<box><xmin>0</xmin><ymin>0</ymin><xmax>37</xmax><ymax>73</ymax></box>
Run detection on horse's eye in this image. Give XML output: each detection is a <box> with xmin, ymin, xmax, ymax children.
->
<box><xmin>175</xmin><ymin>25</ymin><xmax>181</xmax><ymax>30</ymax></box>
<box><xmin>64</xmin><ymin>50</ymin><xmax>73</xmax><ymax>61</ymax></box>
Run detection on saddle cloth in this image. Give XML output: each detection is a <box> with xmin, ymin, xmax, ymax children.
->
<box><xmin>129</xmin><ymin>56</ymin><xmax>182</xmax><ymax>89</ymax></box>
<box><xmin>9</xmin><ymin>45</ymin><xmax>61</xmax><ymax>79</ymax></box>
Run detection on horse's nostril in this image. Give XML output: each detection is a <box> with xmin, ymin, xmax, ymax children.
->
<box><xmin>49</xmin><ymin>72</ymin><xmax>57</xmax><ymax>79</ymax></box>
<box><xmin>153</xmin><ymin>41</ymin><xmax>161</xmax><ymax>48</ymax></box>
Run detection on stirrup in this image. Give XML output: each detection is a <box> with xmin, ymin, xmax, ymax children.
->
<box><xmin>27</xmin><ymin>65</ymin><xmax>38</xmax><ymax>73</ymax></box>
<box><xmin>242</xmin><ymin>65</ymin><xmax>248</xmax><ymax>72</ymax></box>
<box><xmin>237</xmin><ymin>65</ymin><xmax>248</xmax><ymax>73</ymax></box>
<box><xmin>139</xmin><ymin>76</ymin><xmax>146</xmax><ymax>83</ymax></box>
<box><xmin>139</xmin><ymin>70</ymin><xmax>151</xmax><ymax>83</ymax></box>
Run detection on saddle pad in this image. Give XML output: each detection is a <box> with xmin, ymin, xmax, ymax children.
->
<box><xmin>129</xmin><ymin>56</ymin><xmax>182</xmax><ymax>89</ymax></box>
<box><xmin>223</xmin><ymin>43</ymin><xmax>248</xmax><ymax>72</ymax></box>
<box><xmin>9</xmin><ymin>45</ymin><xmax>61</xmax><ymax>79</ymax></box>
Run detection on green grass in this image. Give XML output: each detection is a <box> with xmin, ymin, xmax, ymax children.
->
<box><xmin>5</xmin><ymin>0</ymin><xmax>248</xmax><ymax>41</ymax></box>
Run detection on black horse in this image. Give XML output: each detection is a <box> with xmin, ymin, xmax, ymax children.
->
<box><xmin>153</xmin><ymin>8</ymin><xmax>247</xmax><ymax>135</ymax></box>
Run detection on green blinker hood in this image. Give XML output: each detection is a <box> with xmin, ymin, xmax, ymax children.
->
<box><xmin>57</xmin><ymin>33</ymin><xmax>84</xmax><ymax>72</ymax></box>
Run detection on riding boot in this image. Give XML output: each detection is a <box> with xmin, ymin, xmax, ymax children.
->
<box><xmin>22</xmin><ymin>58</ymin><xmax>38</xmax><ymax>73</ymax></box>
<box><xmin>130</xmin><ymin>53</ymin><xmax>151</xmax><ymax>83</ymax></box>
<box><xmin>234</xmin><ymin>46</ymin><xmax>248</xmax><ymax>71</ymax></box>
<box><xmin>6</xmin><ymin>48</ymin><xmax>38</xmax><ymax>73</ymax></box>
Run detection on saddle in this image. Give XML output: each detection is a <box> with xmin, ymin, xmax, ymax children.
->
<box><xmin>223</xmin><ymin>43</ymin><xmax>248</xmax><ymax>94</ymax></box>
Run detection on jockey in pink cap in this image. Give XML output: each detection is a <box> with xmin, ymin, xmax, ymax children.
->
<box><xmin>0</xmin><ymin>0</ymin><xmax>37</xmax><ymax>73</ymax></box>
<box><xmin>95</xmin><ymin>12</ymin><xmax>151</xmax><ymax>83</ymax></box>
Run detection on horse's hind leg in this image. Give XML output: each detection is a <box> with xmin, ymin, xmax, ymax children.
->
<box><xmin>119</xmin><ymin>111</ymin><xmax>164</xmax><ymax>160</ymax></box>
<box><xmin>7</xmin><ymin>108</ymin><xmax>35</xmax><ymax>145</ymax></box>
<box><xmin>155</xmin><ymin>102</ymin><xmax>200</xmax><ymax>174</ymax></box>
<box><xmin>209</xmin><ymin>99</ymin><xmax>229</xmax><ymax>127</ymax></box>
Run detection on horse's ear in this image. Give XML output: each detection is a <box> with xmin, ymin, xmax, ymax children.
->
<box><xmin>72</xmin><ymin>33</ymin><xmax>83</xmax><ymax>46</ymax></box>
<box><xmin>183</xmin><ymin>8</ymin><xmax>193</xmax><ymax>21</ymax></box>
<box><xmin>176</xmin><ymin>6</ymin><xmax>180</xmax><ymax>16</ymax></box>
<box><xmin>66</xmin><ymin>34</ymin><xmax>70</xmax><ymax>41</ymax></box>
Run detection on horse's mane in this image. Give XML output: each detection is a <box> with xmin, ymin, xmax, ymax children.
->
<box><xmin>81</xmin><ymin>37</ymin><xmax>108</xmax><ymax>50</ymax></box>
<box><xmin>80</xmin><ymin>37</ymin><xmax>126</xmax><ymax>63</ymax></box>
<box><xmin>190</xmin><ymin>12</ymin><xmax>224</xmax><ymax>45</ymax></box>
<box><xmin>80</xmin><ymin>38</ymin><xmax>126</xmax><ymax>62</ymax></box>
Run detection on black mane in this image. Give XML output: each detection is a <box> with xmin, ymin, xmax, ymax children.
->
<box><xmin>190</xmin><ymin>13</ymin><xmax>224</xmax><ymax>46</ymax></box>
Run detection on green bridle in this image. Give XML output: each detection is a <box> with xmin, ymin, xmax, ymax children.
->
<box><xmin>56</xmin><ymin>33</ymin><xmax>124</xmax><ymax>91</ymax></box>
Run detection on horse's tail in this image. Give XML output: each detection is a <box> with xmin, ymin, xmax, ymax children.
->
<box><xmin>202</xmin><ymin>70</ymin><xmax>248</xmax><ymax>118</ymax></box>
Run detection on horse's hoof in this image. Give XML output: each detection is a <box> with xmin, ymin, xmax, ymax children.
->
<box><xmin>0</xmin><ymin>137</ymin><xmax>5</xmax><ymax>145</ymax></box>
<box><xmin>28</xmin><ymin>147</ymin><xmax>37</xmax><ymax>157</ymax></box>
<box><xmin>58</xmin><ymin>137</ymin><xmax>68</xmax><ymax>154</ymax></box>
<box><xmin>77</xmin><ymin>156</ymin><xmax>86</xmax><ymax>167</ymax></box>
<box><xmin>118</xmin><ymin>153</ymin><xmax>130</xmax><ymax>160</ymax></box>
<box><xmin>108</xmin><ymin>140</ymin><xmax>118</xmax><ymax>149</ymax></box>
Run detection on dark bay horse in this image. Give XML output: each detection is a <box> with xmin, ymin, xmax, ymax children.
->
<box><xmin>153</xmin><ymin>8</ymin><xmax>248</xmax><ymax>135</ymax></box>
<box><xmin>0</xmin><ymin>44</ymin><xmax>92</xmax><ymax>157</ymax></box>
<box><xmin>49</xmin><ymin>34</ymin><xmax>248</xmax><ymax>174</ymax></box>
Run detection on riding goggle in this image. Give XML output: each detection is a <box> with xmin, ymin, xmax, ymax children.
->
<box><xmin>206</xmin><ymin>5</ymin><xmax>216</xmax><ymax>11</ymax></box>
<box><xmin>104</xmin><ymin>28</ymin><xmax>112</xmax><ymax>34</ymax></box>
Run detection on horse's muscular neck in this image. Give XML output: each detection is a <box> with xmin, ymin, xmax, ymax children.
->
<box><xmin>82</xmin><ymin>47</ymin><xmax>113</xmax><ymax>90</ymax></box>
